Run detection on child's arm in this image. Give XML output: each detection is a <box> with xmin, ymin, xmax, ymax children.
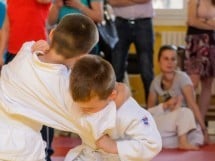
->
<box><xmin>99</xmin><ymin>99</ymin><xmax>162</xmax><ymax>160</ymax></box>
<box><xmin>114</xmin><ymin>111</ymin><xmax>162</xmax><ymax>160</ymax></box>
<box><xmin>96</xmin><ymin>134</ymin><xmax>118</xmax><ymax>154</ymax></box>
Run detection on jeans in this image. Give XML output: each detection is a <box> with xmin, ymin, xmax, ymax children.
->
<box><xmin>41</xmin><ymin>126</ymin><xmax>54</xmax><ymax>161</ymax></box>
<box><xmin>4</xmin><ymin>52</ymin><xmax>16</xmax><ymax>64</ymax></box>
<box><xmin>112</xmin><ymin>17</ymin><xmax>154</xmax><ymax>100</ymax></box>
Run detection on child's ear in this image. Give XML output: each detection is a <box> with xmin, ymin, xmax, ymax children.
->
<box><xmin>48</xmin><ymin>28</ymin><xmax>55</xmax><ymax>41</ymax></box>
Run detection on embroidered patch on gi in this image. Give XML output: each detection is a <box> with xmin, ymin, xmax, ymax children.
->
<box><xmin>142</xmin><ymin>116</ymin><xmax>149</xmax><ymax>125</ymax></box>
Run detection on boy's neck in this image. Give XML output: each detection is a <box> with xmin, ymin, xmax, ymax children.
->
<box><xmin>37</xmin><ymin>50</ymin><xmax>81</xmax><ymax>69</ymax></box>
<box><xmin>37</xmin><ymin>49</ymin><xmax>65</xmax><ymax>65</ymax></box>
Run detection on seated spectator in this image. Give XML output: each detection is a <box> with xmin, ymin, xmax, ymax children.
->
<box><xmin>185</xmin><ymin>0</ymin><xmax>215</xmax><ymax>125</ymax></box>
<box><xmin>147</xmin><ymin>45</ymin><xmax>208</xmax><ymax>146</ymax></box>
<box><xmin>148</xmin><ymin>96</ymin><xmax>203</xmax><ymax>150</ymax></box>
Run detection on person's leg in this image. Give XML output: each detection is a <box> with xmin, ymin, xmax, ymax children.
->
<box><xmin>178</xmin><ymin>134</ymin><xmax>199</xmax><ymax>150</ymax></box>
<box><xmin>177</xmin><ymin>108</ymin><xmax>199</xmax><ymax>150</ymax></box>
<box><xmin>40</xmin><ymin>126</ymin><xmax>54</xmax><ymax>161</ymax></box>
<box><xmin>134</xmin><ymin>18</ymin><xmax>154</xmax><ymax>101</ymax></box>
<box><xmin>198</xmin><ymin>77</ymin><xmax>213</xmax><ymax>120</ymax></box>
<box><xmin>189</xmin><ymin>75</ymin><xmax>210</xmax><ymax>144</ymax></box>
<box><xmin>187</xmin><ymin>123</ymin><xmax>204</xmax><ymax>146</ymax></box>
<box><xmin>111</xmin><ymin>18</ymin><xmax>132</xmax><ymax>82</ymax></box>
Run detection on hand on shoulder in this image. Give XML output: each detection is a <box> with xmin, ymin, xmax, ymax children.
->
<box><xmin>114</xmin><ymin>82</ymin><xmax>131</xmax><ymax>109</ymax></box>
<box><xmin>32</xmin><ymin>40</ymin><xmax>49</xmax><ymax>54</ymax></box>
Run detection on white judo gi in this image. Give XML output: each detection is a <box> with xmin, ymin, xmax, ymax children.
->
<box><xmin>65</xmin><ymin>97</ymin><xmax>162</xmax><ymax>161</ymax></box>
<box><xmin>0</xmin><ymin>42</ymin><xmax>161</xmax><ymax>161</ymax></box>
<box><xmin>0</xmin><ymin>42</ymin><xmax>116</xmax><ymax>161</ymax></box>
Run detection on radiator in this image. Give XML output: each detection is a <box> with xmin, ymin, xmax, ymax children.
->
<box><xmin>161</xmin><ymin>31</ymin><xmax>186</xmax><ymax>46</ymax></box>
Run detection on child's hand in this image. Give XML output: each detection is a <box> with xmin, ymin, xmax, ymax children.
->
<box><xmin>32</xmin><ymin>40</ymin><xmax>49</xmax><ymax>54</ymax></box>
<box><xmin>163</xmin><ymin>96</ymin><xmax>182</xmax><ymax>111</ymax></box>
<box><xmin>175</xmin><ymin>95</ymin><xmax>182</xmax><ymax>108</ymax></box>
<box><xmin>96</xmin><ymin>134</ymin><xmax>118</xmax><ymax>154</ymax></box>
<box><xmin>114</xmin><ymin>82</ymin><xmax>131</xmax><ymax>109</ymax></box>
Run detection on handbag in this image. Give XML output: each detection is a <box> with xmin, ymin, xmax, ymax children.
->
<box><xmin>87</xmin><ymin>0</ymin><xmax>119</xmax><ymax>49</ymax></box>
<box><xmin>97</xmin><ymin>3</ymin><xmax>119</xmax><ymax>49</ymax></box>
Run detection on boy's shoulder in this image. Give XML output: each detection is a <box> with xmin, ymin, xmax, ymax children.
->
<box><xmin>118</xmin><ymin>97</ymin><xmax>149</xmax><ymax>118</ymax></box>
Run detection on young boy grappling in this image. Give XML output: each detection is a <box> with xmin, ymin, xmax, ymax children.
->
<box><xmin>65</xmin><ymin>55</ymin><xmax>162</xmax><ymax>161</ymax></box>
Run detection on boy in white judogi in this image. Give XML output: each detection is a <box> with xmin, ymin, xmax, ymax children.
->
<box><xmin>65</xmin><ymin>55</ymin><xmax>162</xmax><ymax>161</ymax></box>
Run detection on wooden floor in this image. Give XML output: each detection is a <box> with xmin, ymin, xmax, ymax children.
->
<box><xmin>51</xmin><ymin>135</ymin><xmax>215</xmax><ymax>161</ymax></box>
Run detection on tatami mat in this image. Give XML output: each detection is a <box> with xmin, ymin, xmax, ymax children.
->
<box><xmin>52</xmin><ymin>136</ymin><xmax>215</xmax><ymax>161</ymax></box>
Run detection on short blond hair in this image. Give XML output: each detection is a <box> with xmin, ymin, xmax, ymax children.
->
<box><xmin>50</xmin><ymin>14</ymin><xmax>99</xmax><ymax>58</ymax></box>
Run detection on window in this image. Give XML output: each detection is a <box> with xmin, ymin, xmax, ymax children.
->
<box><xmin>153</xmin><ymin>0</ymin><xmax>187</xmax><ymax>26</ymax></box>
<box><xmin>153</xmin><ymin>0</ymin><xmax>183</xmax><ymax>9</ymax></box>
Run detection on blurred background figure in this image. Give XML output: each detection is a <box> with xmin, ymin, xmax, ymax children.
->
<box><xmin>148</xmin><ymin>45</ymin><xmax>209</xmax><ymax>144</ymax></box>
<box><xmin>184</xmin><ymin>0</ymin><xmax>215</xmax><ymax>126</ymax></box>
<box><xmin>0</xmin><ymin>0</ymin><xmax>6</xmax><ymax>65</ymax></box>
<box><xmin>0</xmin><ymin>0</ymin><xmax>5</xmax><ymax>28</ymax></box>
<box><xmin>108</xmin><ymin>0</ymin><xmax>155</xmax><ymax>103</ymax></box>
<box><xmin>2</xmin><ymin>0</ymin><xmax>51</xmax><ymax>63</ymax></box>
